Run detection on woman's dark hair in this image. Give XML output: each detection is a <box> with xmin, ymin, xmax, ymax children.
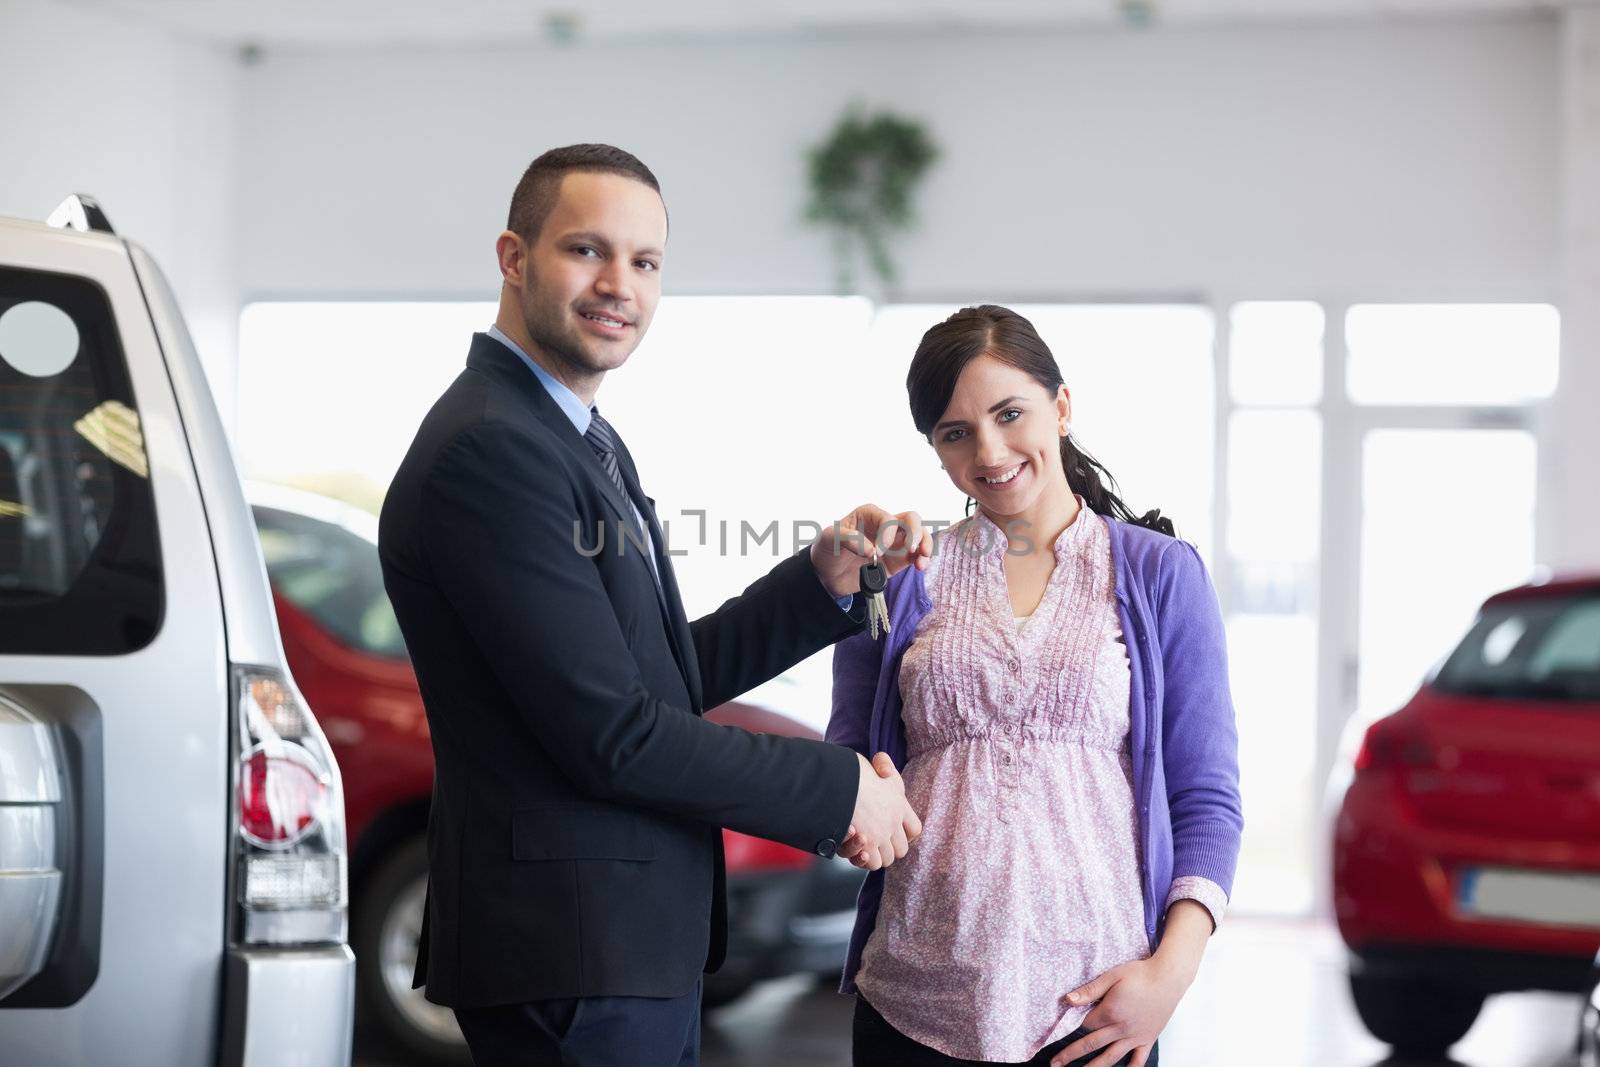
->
<box><xmin>906</xmin><ymin>304</ymin><xmax>1175</xmax><ymax>536</ymax></box>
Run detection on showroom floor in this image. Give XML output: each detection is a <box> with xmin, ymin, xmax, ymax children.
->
<box><xmin>699</xmin><ymin>920</ymin><xmax>1582</xmax><ymax>1067</ymax></box>
<box><xmin>358</xmin><ymin>919</ymin><xmax>1586</xmax><ymax>1067</ymax></box>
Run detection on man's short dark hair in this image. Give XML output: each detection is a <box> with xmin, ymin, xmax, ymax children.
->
<box><xmin>506</xmin><ymin>144</ymin><xmax>663</xmax><ymax>243</ymax></box>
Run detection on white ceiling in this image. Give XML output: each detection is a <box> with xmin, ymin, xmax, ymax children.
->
<box><xmin>64</xmin><ymin>0</ymin><xmax>1579</xmax><ymax>48</ymax></box>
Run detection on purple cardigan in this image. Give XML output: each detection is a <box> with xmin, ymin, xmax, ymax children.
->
<box><xmin>827</xmin><ymin>518</ymin><xmax>1244</xmax><ymax>992</ymax></box>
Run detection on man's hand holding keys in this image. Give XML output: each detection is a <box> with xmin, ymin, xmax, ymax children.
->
<box><xmin>809</xmin><ymin>504</ymin><xmax>934</xmax><ymax>599</ymax></box>
<box><xmin>840</xmin><ymin>752</ymin><xmax>921</xmax><ymax>871</ymax></box>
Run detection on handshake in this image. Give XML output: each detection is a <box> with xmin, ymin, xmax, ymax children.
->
<box><xmin>840</xmin><ymin>752</ymin><xmax>923</xmax><ymax>871</ymax></box>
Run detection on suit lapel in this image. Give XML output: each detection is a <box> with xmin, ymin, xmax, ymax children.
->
<box><xmin>615</xmin><ymin>440</ymin><xmax>703</xmax><ymax>711</ymax></box>
<box><xmin>465</xmin><ymin>334</ymin><xmax>637</xmax><ymax>535</ymax></box>
<box><xmin>465</xmin><ymin>334</ymin><xmax>702</xmax><ymax>708</ymax></box>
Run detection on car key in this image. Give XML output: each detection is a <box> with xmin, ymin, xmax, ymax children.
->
<box><xmin>860</xmin><ymin>560</ymin><xmax>891</xmax><ymax>640</ymax></box>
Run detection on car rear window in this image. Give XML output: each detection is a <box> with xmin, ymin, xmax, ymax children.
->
<box><xmin>252</xmin><ymin>505</ymin><xmax>407</xmax><ymax>660</ymax></box>
<box><xmin>0</xmin><ymin>265</ymin><xmax>163</xmax><ymax>655</ymax></box>
<box><xmin>1433</xmin><ymin>593</ymin><xmax>1600</xmax><ymax>702</ymax></box>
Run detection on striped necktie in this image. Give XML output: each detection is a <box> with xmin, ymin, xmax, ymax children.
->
<box><xmin>584</xmin><ymin>410</ymin><xmax>658</xmax><ymax>586</ymax></box>
<box><xmin>583</xmin><ymin>409</ymin><xmax>629</xmax><ymax>502</ymax></box>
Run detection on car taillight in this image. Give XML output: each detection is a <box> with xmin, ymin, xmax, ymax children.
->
<box><xmin>239</xmin><ymin>744</ymin><xmax>325</xmax><ymax>847</ymax></box>
<box><xmin>1353</xmin><ymin>719</ymin><xmax>1434</xmax><ymax>773</ymax></box>
<box><xmin>232</xmin><ymin>665</ymin><xmax>347</xmax><ymax>945</ymax></box>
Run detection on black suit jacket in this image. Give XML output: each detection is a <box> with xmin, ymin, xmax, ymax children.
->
<box><xmin>378</xmin><ymin>334</ymin><xmax>863</xmax><ymax>1008</ymax></box>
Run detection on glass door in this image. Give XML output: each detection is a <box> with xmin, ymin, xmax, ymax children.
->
<box><xmin>1334</xmin><ymin>301</ymin><xmax>1554</xmax><ymax>743</ymax></box>
<box><xmin>1354</xmin><ymin>427</ymin><xmax>1538</xmax><ymax>728</ymax></box>
<box><xmin>1220</xmin><ymin>299</ymin><xmax>1557</xmax><ymax>919</ymax></box>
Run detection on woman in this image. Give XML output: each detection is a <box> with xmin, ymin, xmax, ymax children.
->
<box><xmin>829</xmin><ymin>305</ymin><xmax>1243</xmax><ymax>1067</ymax></box>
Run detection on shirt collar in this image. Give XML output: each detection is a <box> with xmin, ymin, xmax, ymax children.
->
<box><xmin>486</xmin><ymin>324</ymin><xmax>592</xmax><ymax>435</ymax></box>
<box><xmin>968</xmin><ymin>495</ymin><xmax>1094</xmax><ymax>564</ymax></box>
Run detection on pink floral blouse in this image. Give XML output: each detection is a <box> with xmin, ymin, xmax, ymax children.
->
<box><xmin>853</xmin><ymin>502</ymin><xmax>1226</xmax><ymax>1061</ymax></box>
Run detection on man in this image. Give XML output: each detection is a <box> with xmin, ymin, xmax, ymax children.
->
<box><xmin>378</xmin><ymin>144</ymin><xmax>926</xmax><ymax>1066</ymax></box>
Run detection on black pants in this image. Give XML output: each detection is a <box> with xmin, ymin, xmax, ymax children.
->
<box><xmin>853</xmin><ymin>996</ymin><xmax>1158</xmax><ymax>1067</ymax></box>
<box><xmin>454</xmin><ymin>979</ymin><xmax>702</xmax><ymax>1066</ymax></box>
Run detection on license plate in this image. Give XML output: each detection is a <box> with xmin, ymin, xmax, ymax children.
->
<box><xmin>1457</xmin><ymin>867</ymin><xmax>1600</xmax><ymax>929</ymax></box>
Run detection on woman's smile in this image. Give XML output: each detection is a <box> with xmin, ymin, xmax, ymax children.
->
<box><xmin>973</xmin><ymin>460</ymin><xmax>1033</xmax><ymax>504</ymax></box>
<box><xmin>977</xmin><ymin>462</ymin><xmax>1024</xmax><ymax>485</ymax></box>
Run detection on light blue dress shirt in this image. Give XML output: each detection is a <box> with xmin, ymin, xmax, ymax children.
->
<box><xmin>488</xmin><ymin>325</ymin><xmax>594</xmax><ymax>435</ymax></box>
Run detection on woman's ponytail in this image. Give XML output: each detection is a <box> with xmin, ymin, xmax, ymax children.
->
<box><xmin>1060</xmin><ymin>435</ymin><xmax>1174</xmax><ymax>536</ymax></box>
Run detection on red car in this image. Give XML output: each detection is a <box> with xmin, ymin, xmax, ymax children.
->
<box><xmin>1332</xmin><ymin>574</ymin><xmax>1600</xmax><ymax>1056</ymax></box>
<box><xmin>248</xmin><ymin>484</ymin><xmax>862</xmax><ymax>1064</ymax></box>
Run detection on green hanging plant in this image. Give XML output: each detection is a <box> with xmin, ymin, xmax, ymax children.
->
<box><xmin>804</xmin><ymin>109</ymin><xmax>939</xmax><ymax>295</ymax></box>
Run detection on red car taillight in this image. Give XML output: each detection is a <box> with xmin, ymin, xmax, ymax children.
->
<box><xmin>1354</xmin><ymin>718</ymin><xmax>1435</xmax><ymax>773</ymax></box>
<box><xmin>232</xmin><ymin>666</ymin><xmax>348</xmax><ymax>945</ymax></box>
<box><xmin>238</xmin><ymin>744</ymin><xmax>327</xmax><ymax>848</ymax></box>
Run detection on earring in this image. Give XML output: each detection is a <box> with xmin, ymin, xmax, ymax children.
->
<box><xmin>1061</xmin><ymin>420</ymin><xmax>1071</xmax><ymax>437</ymax></box>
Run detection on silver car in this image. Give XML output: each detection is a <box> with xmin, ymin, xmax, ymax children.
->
<box><xmin>0</xmin><ymin>197</ymin><xmax>354</xmax><ymax>1065</ymax></box>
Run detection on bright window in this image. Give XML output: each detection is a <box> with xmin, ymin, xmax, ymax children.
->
<box><xmin>1230</xmin><ymin>301</ymin><xmax>1324</xmax><ymax>407</ymax></box>
<box><xmin>1227</xmin><ymin>410</ymin><xmax>1321</xmax><ymax>572</ymax></box>
<box><xmin>1356</xmin><ymin>428</ymin><xmax>1538</xmax><ymax>725</ymax></box>
<box><xmin>1345</xmin><ymin>303</ymin><xmax>1559</xmax><ymax>406</ymax></box>
<box><xmin>1226</xmin><ymin>614</ymin><xmax>1317</xmax><ymax>914</ymax></box>
<box><xmin>237</xmin><ymin>300</ymin><xmax>494</xmax><ymax>497</ymax></box>
<box><xmin>1224</xmin><ymin>410</ymin><xmax>1322</xmax><ymax>915</ymax></box>
<box><xmin>239</xmin><ymin>298</ymin><xmax>1216</xmax><ymax>731</ymax></box>
<box><xmin>1223</xmin><ymin>306</ymin><xmax>1325</xmax><ymax>915</ymax></box>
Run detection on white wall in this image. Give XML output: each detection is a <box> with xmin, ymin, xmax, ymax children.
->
<box><xmin>1546</xmin><ymin>8</ymin><xmax>1600</xmax><ymax>573</ymax></box>
<box><xmin>0</xmin><ymin>0</ymin><xmax>242</xmax><ymax>408</ymax></box>
<box><xmin>236</xmin><ymin>18</ymin><xmax>1560</xmax><ymax>301</ymax></box>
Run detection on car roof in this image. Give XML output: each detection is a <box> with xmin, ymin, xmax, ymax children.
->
<box><xmin>243</xmin><ymin>480</ymin><xmax>380</xmax><ymax>546</ymax></box>
<box><xmin>0</xmin><ymin>213</ymin><xmax>119</xmax><ymax>244</ymax></box>
<box><xmin>1484</xmin><ymin>572</ymin><xmax>1600</xmax><ymax>606</ymax></box>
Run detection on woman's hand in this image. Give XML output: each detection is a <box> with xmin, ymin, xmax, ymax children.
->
<box><xmin>1047</xmin><ymin>957</ymin><xmax>1183</xmax><ymax>1067</ymax></box>
<box><xmin>1049</xmin><ymin>900</ymin><xmax>1212</xmax><ymax>1067</ymax></box>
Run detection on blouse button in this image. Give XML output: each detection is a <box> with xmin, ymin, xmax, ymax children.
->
<box><xmin>1005</xmin><ymin>691</ymin><xmax>1016</xmax><ymax>704</ymax></box>
<box><xmin>1006</xmin><ymin>659</ymin><xmax>1019</xmax><ymax>673</ymax></box>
